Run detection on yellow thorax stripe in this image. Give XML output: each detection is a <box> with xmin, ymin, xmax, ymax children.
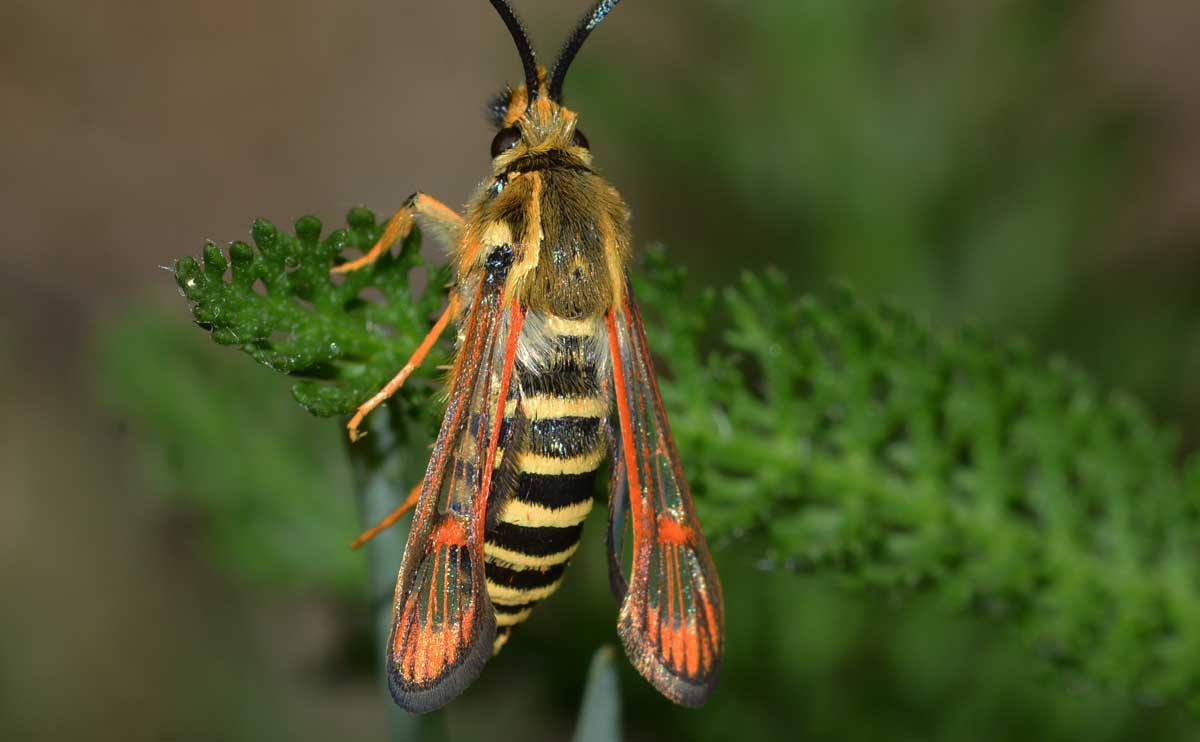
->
<box><xmin>499</xmin><ymin>497</ymin><xmax>594</xmax><ymax>528</ymax></box>
<box><xmin>479</xmin><ymin>220</ymin><xmax>514</xmax><ymax>248</ymax></box>
<box><xmin>484</xmin><ymin>541</ymin><xmax>579</xmax><ymax>570</ymax></box>
<box><xmin>542</xmin><ymin>314</ymin><xmax>599</xmax><ymax>336</ymax></box>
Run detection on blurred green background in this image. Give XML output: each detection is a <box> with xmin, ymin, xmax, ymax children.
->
<box><xmin>4</xmin><ymin>0</ymin><xmax>1199</xmax><ymax>739</ymax></box>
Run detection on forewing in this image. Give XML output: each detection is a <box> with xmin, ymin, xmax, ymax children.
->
<box><xmin>386</xmin><ymin>276</ymin><xmax>525</xmax><ymax>713</ymax></box>
<box><xmin>605</xmin><ymin>452</ymin><xmax>629</xmax><ymax>600</ymax></box>
<box><xmin>605</xmin><ymin>288</ymin><xmax>725</xmax><ymax>707</ymax></box>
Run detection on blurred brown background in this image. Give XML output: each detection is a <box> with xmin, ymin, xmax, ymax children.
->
<box><xmin>3</xmin><ymin>1</ymin><xmax>1199</xmax><ymax>740</ymax></box>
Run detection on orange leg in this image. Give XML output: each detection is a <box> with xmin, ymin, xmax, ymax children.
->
<box><xmin>351</xmin><ymin>482</ymin><xmax>423</xmax><ymax>549</ymax></box>
<box><xmin>345</xmin><ymin>294</ymin><xmax>459</xmax><ymax>442</ymax></box>
<box><xmin>332</xmin><ymin>192</ymin><xmax>464</xmax><ymax>274</ymax></box>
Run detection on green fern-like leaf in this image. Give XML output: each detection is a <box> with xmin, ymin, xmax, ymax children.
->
<box><xmin>174</xmin><ymin>208</ymin><xmax>450</xmax><ymax>418</ymax></box>
<box><xmin>638</xmin><ymin>250</ymin><xmax>1200</xmax><ymax>704</ymax></box>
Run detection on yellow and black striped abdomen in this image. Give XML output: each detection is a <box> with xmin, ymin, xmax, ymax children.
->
<box><xmin>484</xmin><ymin>312</ymin><xmax>609</xmax><ymax>652</ymax></box>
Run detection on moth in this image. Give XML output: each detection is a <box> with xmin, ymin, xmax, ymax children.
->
<box><xmin>338</xmin><ymin>0</ymin><xmax>723</xmax><ymax>713</ymax></box>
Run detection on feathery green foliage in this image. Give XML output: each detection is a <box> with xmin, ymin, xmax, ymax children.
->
<box><xmin>638</xmin><ymin>251</ymin><xmax>1200</xmax><ymax>705</ymax></box>
<box><xmin>173</xmin><ymin>208</ymin><xmax>450</xmax><ymax>418</ymax></box>
<box><xmin>167</xmin><ymin>211</ymin><xmax>1200</xmax><ymax>710</ymax></box>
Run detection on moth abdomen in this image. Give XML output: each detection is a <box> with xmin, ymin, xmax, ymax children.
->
<box><xmin>483</xmin><ymin>310</ymin><xmax>609</xmax><ymax>652</ymax></box>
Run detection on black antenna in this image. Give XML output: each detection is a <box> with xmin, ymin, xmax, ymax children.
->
<box><xmin>488</xmin><ymin>0</ymin><xmax>540</xmax><ymax>97</ymax></box>
<box><xmin>549</xmin><ymin>0</ymin><xmax>623</xmax><ymax>101</ymax></box>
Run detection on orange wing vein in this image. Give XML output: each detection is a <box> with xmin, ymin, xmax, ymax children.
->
<box><xmin>606</xmin><ymin>285</ymin><xmax>725</xmax><ymax>707</ymax></box>
<box><xmin>386</xmin><ymin>272</ymin><xmax>525</xmax><ymax>713</ymax></box>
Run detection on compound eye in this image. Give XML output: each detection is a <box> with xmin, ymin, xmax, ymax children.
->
<box><xmin>490</xmin><ymin>126</ymin><xmax>520</xmax><ymax>158</ymax></box>
<box><xmin>571</xmin><ymin>127</ymin><xmax>589</xmax><ymax>149</ymax></box>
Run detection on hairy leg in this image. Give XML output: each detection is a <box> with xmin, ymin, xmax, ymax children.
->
<box><xmin>345</xmin><ymin>294</ymin><xmax>459</xmax><ymax>442</ymax></box>
<box><xmin>332</xmin><ymin>192</ymin><xmax>464</xmax><ymax>274</ymax></box>
<box><xmin>350</xmin><ymin>482</ymin><xmax>423</xmax><ymax>548</ymax></box>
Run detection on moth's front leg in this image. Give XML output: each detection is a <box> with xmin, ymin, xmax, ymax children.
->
<box><xmin>336</xmin><ymin>191</ymin><xmax>465</xmax><ymax>441</ymax></box>
<box><xmin>332</xmin><ymin>191</ymin><xmax>464</xmax><ymax>274</ymax></box>
<box><xmin>343</xmin><ymin>292</ymin><xmax>460</xmax><ymax>442</ymax></box>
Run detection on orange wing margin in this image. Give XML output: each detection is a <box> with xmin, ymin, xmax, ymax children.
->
<box><xmin>606</xmin><ymin>286</ymin><xmax>725</xmax><ymax>707</ymax></box>
<box><xmin>386</xmin><ymin>271</ymin><xmax>525</xmax><ymax>713</ymax></box>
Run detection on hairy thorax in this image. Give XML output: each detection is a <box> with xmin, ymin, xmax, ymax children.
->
<box><xmin>462</xmin><ymin>162</ymin><xmax>631</xmax><ymax>320</ymax></box>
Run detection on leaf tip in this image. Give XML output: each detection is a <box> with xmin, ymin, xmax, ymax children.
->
<box><xmin>250</xmin><ymin>218</ymin><xmax>278</xmax><ymax>247</ymax></box>
<box><xmin>294</xmin><ymin>215</ymin><xmax>323</xmax><ymax>243</ymax></box>
<box><xmin>346</xmin><ymin>206</ymin><xmax>376</xmax><ymax>229</ymax></box>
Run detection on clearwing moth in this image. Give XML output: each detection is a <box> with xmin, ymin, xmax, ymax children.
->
<box><xmin>341</xmin><ymin>0</ymin><xmax>724</xmax><ymax>713</ymax></box>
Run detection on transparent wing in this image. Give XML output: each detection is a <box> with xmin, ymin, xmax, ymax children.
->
<box><xmin>605</xmin><ymin>286</ymin><xmax>724</xmax><ymax>707</ymax></box>
<box><xmin>386</xmin><ymin>275</ymin><xmax>525</xmax><ymax>713</ymax></box>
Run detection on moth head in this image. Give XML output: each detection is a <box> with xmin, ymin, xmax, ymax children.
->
<box><xmin>485</xmin><ymin>0</ymin><xmax>621</xmax><ymax>172</ymax></box>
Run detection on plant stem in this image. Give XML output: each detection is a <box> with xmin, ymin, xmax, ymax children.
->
<box><xmin>571</xmin><ymin>646</ymin><xmax>622</xmax><ymax>742</ymax></box>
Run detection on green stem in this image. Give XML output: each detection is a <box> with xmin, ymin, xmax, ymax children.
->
<box><xmin>571</xmin><ymin>646</ymin><xmax>622</xmax><ymax>742</ymax></box>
